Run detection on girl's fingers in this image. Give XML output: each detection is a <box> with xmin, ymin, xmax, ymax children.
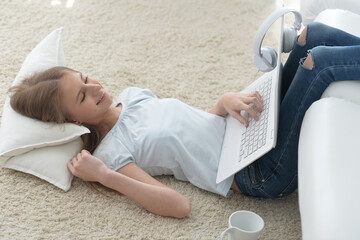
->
<box><xmin>230</xmin><ymin>110</ymin><xmax>249</xmax><ymax>127</ymax></box>
<box><xmin>241</xmin><ymin>102</ymin><xmax>259</xmax><ymax>121</ymax></box>
<box><xmin>243</xmin><ymin>92</ymin><xmax>263</xmax><ymax>115</ymax></box>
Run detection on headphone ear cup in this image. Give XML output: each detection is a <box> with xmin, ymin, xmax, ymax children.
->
<box><xmin>283</xmin><ymin>27</ymin><xmax>297</xmax><ymax>53</ymax></box>
<box><xmin>254</xmin><ymin>46</ymin><xmax>277</xmax><ymax>72</ymax></box>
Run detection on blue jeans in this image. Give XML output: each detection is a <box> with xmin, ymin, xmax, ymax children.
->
<box><xmin>234</xmin><ymin>22</ymin><xmax>360</xmax><ymax>198</ymax></box>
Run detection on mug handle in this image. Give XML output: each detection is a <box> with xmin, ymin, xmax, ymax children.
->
<box><xmin>220</xmin><ymin>227</ymin><xmax>237</xmax><ymax>240</ymax></box>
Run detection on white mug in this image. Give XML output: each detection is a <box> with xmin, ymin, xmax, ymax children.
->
<box><xmin>220</xmin><ymin>210</ymin><xmax>264</xmax><ymax>240</ymax></box>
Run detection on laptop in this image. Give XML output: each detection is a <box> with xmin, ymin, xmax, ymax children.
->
<box><xmin>216</xmin><ymin>15</ymin><xmax>284</xmax><ymax>184</ymax></box>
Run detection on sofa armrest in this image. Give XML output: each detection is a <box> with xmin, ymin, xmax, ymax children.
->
<box><xmin>314</xmin><ymin>9</ymin><xmax>360</xmax><ymax>37</ymax></box>
<box><xmin>298</xmin><ymin>98</ymin><xmax>360</xmax><ymax>240</ymax></box>
<box><xmin>312</xmin><ymin>9</ymin><xmax>360</xmax><ymax>101</ymax></box>
<box><xmin>301</xmin><ymin>0</ymin><xmax>360</xmax><ymax>25</ymax></box>
<box><xmin>321</xmin><ymin>81</ymin><xmax>360</xmax><ymax>105</ymax></box>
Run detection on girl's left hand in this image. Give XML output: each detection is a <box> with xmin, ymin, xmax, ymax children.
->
<box><xmin>216</xmin><ymin>91</ymin><xmax>263</xmax><ymax>127</ymax></box>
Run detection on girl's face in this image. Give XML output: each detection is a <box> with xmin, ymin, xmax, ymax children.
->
<box><xmin>59</xmin><ymin>70</ymin><xmax>113</xmax><ymax>125</ymax></box>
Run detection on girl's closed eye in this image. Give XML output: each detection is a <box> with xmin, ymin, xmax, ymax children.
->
<box><xmin>81</xmin><ymin>76</ymin><xmax>88</xmax><ymax>103</ymax></box>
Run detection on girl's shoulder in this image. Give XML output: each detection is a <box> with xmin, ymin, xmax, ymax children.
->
<box><xmin>116</xmin><ymin>87</ymin><xmax>157</xmax><ymax>107</ymax></box>
<box><xmin>93</xmin><ymin>131</ymin><xmax>134</xmax><ymax>171</ymax></box>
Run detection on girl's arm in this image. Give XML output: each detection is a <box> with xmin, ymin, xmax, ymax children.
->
<box><xmin>209</xmin><ymin>91</ymin><xmax>263</xmax><ymax>127</ymax></box>
<box><xmin>67</xmin><ymin>150</ymin><xmax>191</xmax><ymax>218</ymax></box>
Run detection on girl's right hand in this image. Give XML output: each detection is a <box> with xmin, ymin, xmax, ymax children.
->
<box><xmin>67</xmin><ymin>149</ymin><xmax>109</xmax><ymax>182</ymax></box>
<box><xmin>68</xmin><ymin>151</ymin><xmax>191</xmax><ymax>218</ymax></box>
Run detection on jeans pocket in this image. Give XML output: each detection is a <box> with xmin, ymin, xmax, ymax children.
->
<box><xmin>252</xmin><ymin>169</ymin><xmax>297</xmax><ymax>198</ymax></box>
<box><xmin>248</xmin><ymin>161</ymin><xmax>265</xmax><ymax>186</ymax></box>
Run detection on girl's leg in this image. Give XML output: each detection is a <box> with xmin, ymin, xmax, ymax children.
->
<box><xmin>281</xmin><ymin>22</ymin><xmax>360</xmax><ymax>101</ymax></box>
<box><xmin>235</xmin><ymin>46</ymin><xmax>360</xmax><ymax>198</ymax></box>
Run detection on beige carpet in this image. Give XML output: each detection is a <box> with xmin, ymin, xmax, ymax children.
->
<box><xmin>0</xmin><ymin>0</ymin><xmax>302</xmax><ymax>239</ymax></box>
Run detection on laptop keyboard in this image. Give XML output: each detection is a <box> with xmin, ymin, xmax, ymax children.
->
<box><xmin>239</xmin><ymin>76</ymin><xmax>272</xmax><ymax>162</ymax></box>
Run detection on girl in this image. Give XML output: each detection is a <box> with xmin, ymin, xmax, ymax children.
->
<box><xmin>9</xmin><ymin>22</ymin><xmax>360</xmax><ymax>218</ymax></box>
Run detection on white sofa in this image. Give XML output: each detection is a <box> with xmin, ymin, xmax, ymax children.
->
<box><xmin>298</xmin><ymin>1</ymin><xmax>360</xmax><ymax>240</ymax></box>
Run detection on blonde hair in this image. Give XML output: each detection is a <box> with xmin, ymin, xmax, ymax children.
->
<box><xmin>8</xmin><ymin>66</ymin><xmax>100</xmax><ymax>153</ymax></box>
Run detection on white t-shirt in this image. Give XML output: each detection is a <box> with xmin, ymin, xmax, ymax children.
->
<box><xmin>93</xmin><ymin>87</ymin><xmax>233</xmax><ymax>196</ymax></box>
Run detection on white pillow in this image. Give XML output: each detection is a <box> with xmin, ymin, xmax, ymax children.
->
<box><xmin>0</xmin><ymin>28</ymin><xmax>90</xmax><ymax>191</ymax></box>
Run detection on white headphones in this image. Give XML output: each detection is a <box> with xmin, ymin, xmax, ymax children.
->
<box><xmin>253</xmin><ymin>8</ymin><xmax>302</xmax><ymax>72</ymax></box>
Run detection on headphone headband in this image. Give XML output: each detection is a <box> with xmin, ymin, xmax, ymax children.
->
<box><xmin>253</xmin><ymin>7</ymin><xmax>302</xmax><ymax>58</ymax></box>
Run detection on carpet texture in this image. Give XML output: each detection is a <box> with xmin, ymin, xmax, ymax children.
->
<box><xmin>0</xmin><ymin>0</ymin><xmax>302</xmax><ymax>239</ymax></box>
